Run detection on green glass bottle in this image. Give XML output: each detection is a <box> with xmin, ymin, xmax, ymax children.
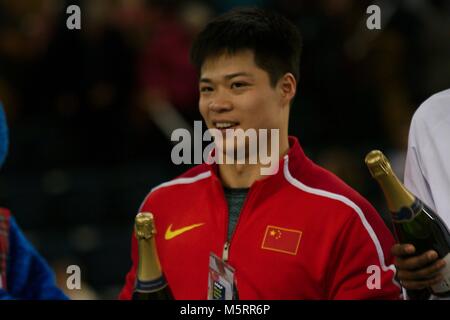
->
<box><xmin>365</xmin><ymin>150</ymin><xmax>450</xmax><ymax>297</ymax></box>
<box><xmin>132</xmin><ymin>212</ymin><xmax>174</xmax><ymax>300</ymax></box>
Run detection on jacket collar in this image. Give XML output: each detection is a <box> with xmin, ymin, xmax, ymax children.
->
<box><xmin>206</xmin><ymin>135</ymin><xmax>308</xmax><ymax>187</ymax></box>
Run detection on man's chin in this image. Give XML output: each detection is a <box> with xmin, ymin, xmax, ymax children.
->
<box><xmin>220</xmin><ymin>141</ymin><xmax>255</xmax><ymax>163</ymax></box>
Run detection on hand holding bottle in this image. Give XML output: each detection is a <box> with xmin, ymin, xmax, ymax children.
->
<box><xmin>391</xmin><ymin>243</ymin><xmax>446</xmax><ymax>290</ymax></box>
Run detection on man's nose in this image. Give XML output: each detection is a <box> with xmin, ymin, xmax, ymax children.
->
<box><xmin>208</xmin><ymin>93</ymin><xmax>232</xmax><ymax>113</ymax></box>
<box><xmin>208</xmin><ymin>99</ymin><xmax>233</xmax><ymax>113</ymax></box>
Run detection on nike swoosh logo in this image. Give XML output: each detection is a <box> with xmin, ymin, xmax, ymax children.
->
<box><xmin>164</xmin><ymin>223</ymin><xmax>205</xmax><ymax>240</ymax></box>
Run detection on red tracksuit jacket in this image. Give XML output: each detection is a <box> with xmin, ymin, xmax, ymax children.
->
<box><xmin>120</xmin><ymin>136</ymin><xmax>401</xmax><ymax>299</ymax></box>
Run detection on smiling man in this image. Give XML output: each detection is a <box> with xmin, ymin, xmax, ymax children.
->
<box><xmin>120</xmin><ymin>8</ymin><xmax>401</xmax><ymax>300</ymax></box>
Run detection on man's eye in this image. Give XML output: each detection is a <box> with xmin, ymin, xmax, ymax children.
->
<box><xmin>231</xmin><ymin>82</ymin><xmax>248</xmax><ymax>89</ymax></box>
<box><xmin>200</xmin><ymin>86</ymin><xmax>213</xmax><ymax>93</ymax></box>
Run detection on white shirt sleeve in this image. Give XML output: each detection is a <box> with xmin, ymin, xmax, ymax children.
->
<box><xmin>404</xmin><ymin>115</ymin><xmax>437</xmax><ymax>211</ymax></box>
<box><xmin>403</xmin><ymin>89</ymin><xmax>450</xmax><ymax>300</ymax></box>
<box><xmin>404</xmin><ymin>89</ymin><xmax>450</xmax><ymax>226</ymax></box>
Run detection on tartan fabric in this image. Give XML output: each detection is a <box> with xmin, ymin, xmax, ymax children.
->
<box><xmin>0</xmin><ymin>208</ymin><xmax>10</xmax><ymax>290</ymax></box>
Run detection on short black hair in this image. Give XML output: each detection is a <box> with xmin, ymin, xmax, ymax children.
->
<box><xmin>190</xmin><ymin>7</ymin><xmax>302</xmax><ymax>87</ymax></box>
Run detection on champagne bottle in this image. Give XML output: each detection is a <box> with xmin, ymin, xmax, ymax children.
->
<box><xmin>365</xmin><ymin>150</ymin><xmax>450</xmax><ymax>297</ymax></box>
<box><xmin>132</xmin><ymin>212</ymin><xmax>174</xmax><ymax>300</ymax></box>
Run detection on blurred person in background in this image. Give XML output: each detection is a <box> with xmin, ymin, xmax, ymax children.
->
<box><xmin>0</xmin><ymin>0</ymin><xmax>61</xmax><ymax>122</ymax></box>
<box><xmin>0</xmin><ymin>102</ymin><xmax>67</xmax><ymax>299</ymax></box>
<box><xmin>135</xmin><ymin>0</ymin><xmax>213</xmax><ymax>142</ymax></box>
<box><xmin>391</xmin><ymin>89</ymin><xmax>450</xmax><ymax>300</ymax></box>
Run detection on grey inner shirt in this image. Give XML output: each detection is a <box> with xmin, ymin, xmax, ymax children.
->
<box><xmin>223</xmin><ymin>187</ymin><xmax>250</xmax><ymax>241</ymax></box>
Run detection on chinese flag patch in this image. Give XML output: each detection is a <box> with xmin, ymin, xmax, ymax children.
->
<box><xmin>261</xmin><ymin>225</ymin><xmax>302</xmax><ymax>255</ymax></box>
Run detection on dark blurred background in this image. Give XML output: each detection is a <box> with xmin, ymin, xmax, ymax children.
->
<box><xmin>0</xmin><ymin>0</ymin><xmax>449</xmax><ymax>299</ymax></box>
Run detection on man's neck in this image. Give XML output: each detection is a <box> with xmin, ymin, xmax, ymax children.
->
<box><xmin>218</xmin><ymin>136</ymin><xmax>290</xmax><ymax>188</ymax></box>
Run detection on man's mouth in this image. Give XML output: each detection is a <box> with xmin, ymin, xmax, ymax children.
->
<box><xmin>213</xmin><ymin>121</ymin><xmax>240</xmax><ymax>130</ymax></box>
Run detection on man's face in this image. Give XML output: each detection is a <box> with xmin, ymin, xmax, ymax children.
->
<box><xmin>199</xmin><ymin>50</ymin><xmax>285</xmax><ymax>155</ymax></box>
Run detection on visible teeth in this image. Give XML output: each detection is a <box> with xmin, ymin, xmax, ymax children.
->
<box><xmin>215</xmin><ymin>122</ymin><xmax>235</xmax><ymax>129</ymax></box>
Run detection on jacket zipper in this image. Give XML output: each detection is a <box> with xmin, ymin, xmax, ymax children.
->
<box><xmin>222</xmin><ymin>241</ymin><xmax>230</xmax><ymax>262</ymax></box>
<box><xmin>221</xmin><ymin>182</ymin><xmax>259</xmax><ymax>262</ymax></box>
<box><xmin>222</xmin><ymin>184</ymin><xmax>258</xmax><ymax>300</ymax></box>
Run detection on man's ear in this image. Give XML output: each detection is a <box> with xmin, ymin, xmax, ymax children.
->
<box><xmin>278</xmin><ymin>73</ymin><xmax>297</xmax><ymax>105</ymax></box>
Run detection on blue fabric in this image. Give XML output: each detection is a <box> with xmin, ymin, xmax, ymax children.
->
<box><xmin>0</xmin><ymin>102</ymin><xmax>67</xmax><ymax>299</ymax></box>
<box><xmin>0</xmin><ymin>217</ymin><xmax>68</xmax><ymax>299</ymax></box>
<box><xmin>0</xmin><ymin>102</ymin><xmax>8</xmax><ymax>167</ymax></box>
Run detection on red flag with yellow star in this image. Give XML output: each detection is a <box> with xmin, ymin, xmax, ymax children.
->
<box><xmin>261</xmin><ymin>225</ymin><xmax>302</xmax><ymax>255</ymax></box>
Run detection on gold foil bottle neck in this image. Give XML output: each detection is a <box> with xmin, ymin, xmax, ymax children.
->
<box><xmin>134</xmin><ymin>212</ymin><xmax>163</xmax><ymax>284</ymax></box>
<box><xmin>365</xmin><ymin>150</ymin><xmax>393</xmax><ymax>178</ymax></box>
<box><xmin>135</xmin><ymin>212</ymin><xmax>156</xmax><ymax>240</ymax></box>
<box><xmin>365</xmin><ymin>149</ymin><xmax>415</xmax><ymax>213</ymax></box>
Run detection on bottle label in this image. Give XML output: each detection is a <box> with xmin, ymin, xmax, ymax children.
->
<box><xmin>431</xmin><ymin>254</ymin><xmax>450</xmax><ymax>294</ymax></box>
<box><xmin>135</xmin><ymin>276</ymin><xmax>168</xmax><ymax>293</ymax></box>
<box><xmin>392</xmin><ymin>200</ymin><xmax>423</xmax><ymax>222</ymax></box>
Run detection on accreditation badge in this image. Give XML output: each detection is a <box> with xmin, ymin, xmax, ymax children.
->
<box><xmin>207</xmin><ymin>252</ymin><xmax>237</xmax><ymax>300</ymax></box>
